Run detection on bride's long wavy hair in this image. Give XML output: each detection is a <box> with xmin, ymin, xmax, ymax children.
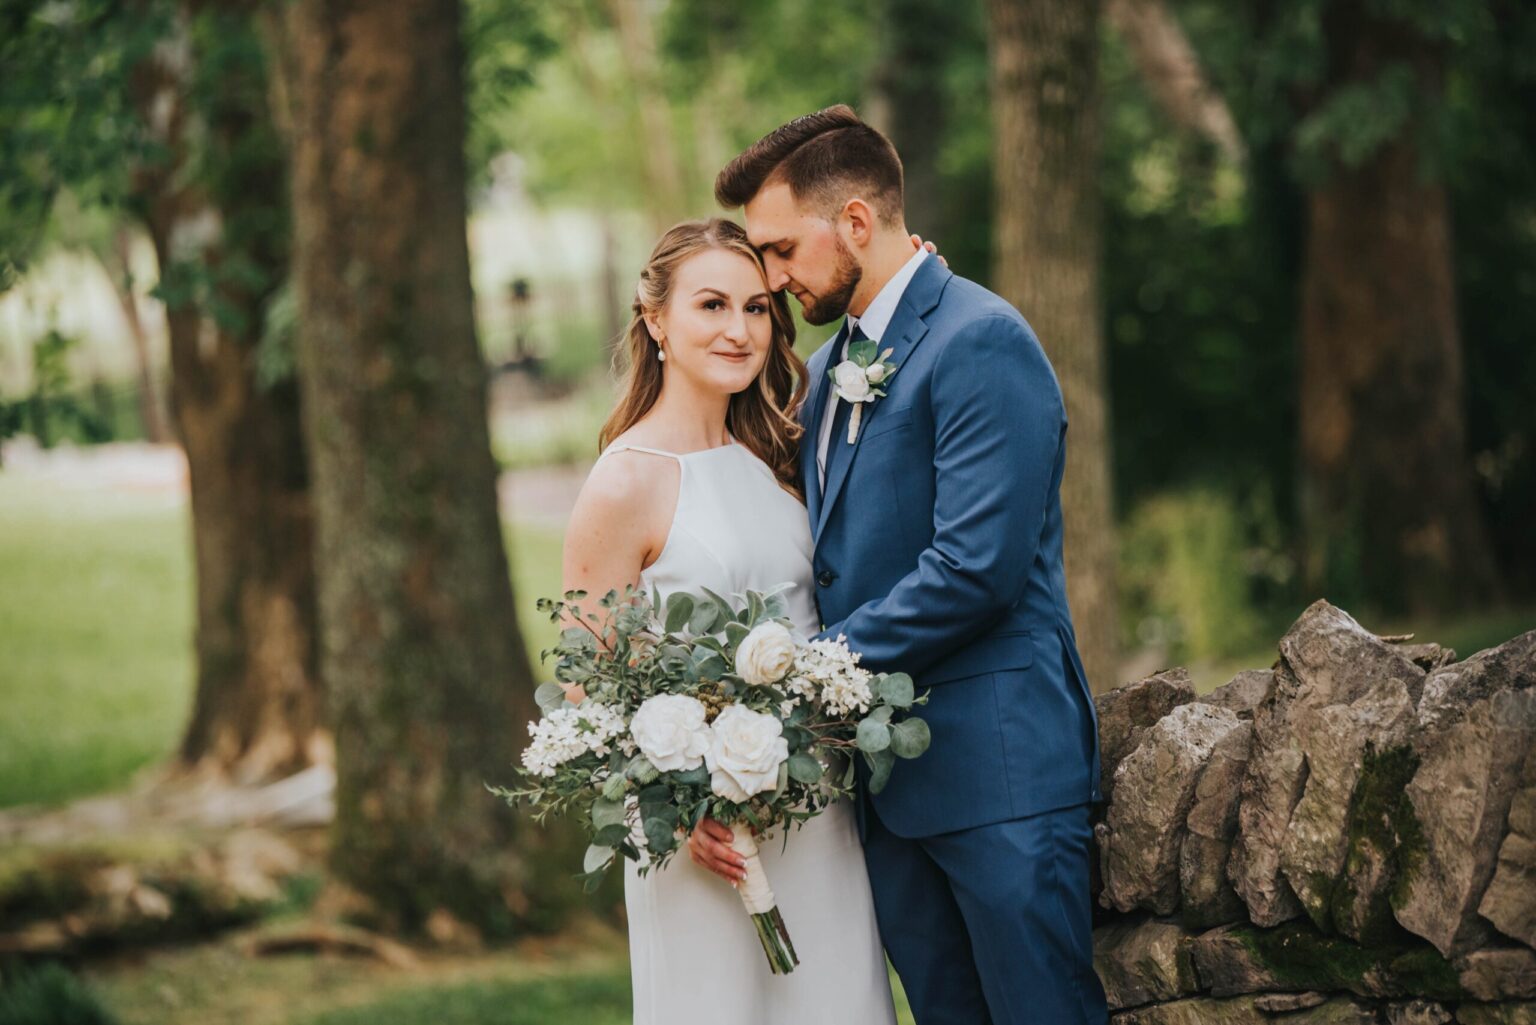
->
<box><xmin>600</xmin><ymin>218</ymin><xmax>808</xmax><ymax>500</ymax></box>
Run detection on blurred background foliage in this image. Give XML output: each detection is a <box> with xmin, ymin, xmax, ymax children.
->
<box><xmin>4</xmin><ymin>0</ymin><xmax>1534</xmax><ymax>671</ymax></box>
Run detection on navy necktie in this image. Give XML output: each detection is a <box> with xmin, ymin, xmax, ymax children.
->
<box><xmin>824</xmin><ymin>322</ymin><xmax>868</xmax><ymax>486</ymax></box>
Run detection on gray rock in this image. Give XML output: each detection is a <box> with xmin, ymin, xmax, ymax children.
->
<box><xmin>1456</xmin><ymin>947</ymin><xmax>1536</xmax><ymax>1001</ymax></box>
<box><xmin>1188</xmin><ymin>924</ymin><xmax>1284</xmax><ymax>997</ymax></box>
<box><xmin>1111</xmin><ymin>996</ymin><xmax>1266</xmax><ymax>1025</ymax></box>
<box><xmin>1479</xmin><ymin>732</ymin><xmax>1536</xmax><ymax>948</ymax></box>
<box><xmin>1231</xmin><ymin>601</ymin><xmax>1426</xmax><ymax>927</ymax></box>
<box><xmin>1279</xmin><ymin>690</ymin><xmax>1416</xmax><ymax>936</ymax></box>
<box><xmin>1181</xmin><ymin>721</ymin><xmax>1255</xmax><ymax>929</ymax></box>
<box><xmin>1384</xmin><ymin>1000</ymin><xmax>1452</xmax><ymax>1025</ymax></box>
<box><xmin>1254</xmin><ymin>991</ymin><xmax>1329</xmax><ymax>1012</ymax></box>
<box><xmin>1395</xmin><ymin>688</ymin><xmax>1536</xmax><ymax>957</ymax></box>
<box><xmin>1417</xmin><ymin>630</ymin><xmax>1535</xmax><ymax>732</ymax></box>
<box><xmin>1093</xmin><ymin>918</ymin><xmax>1201</xmax><ymax>1011</ymax></box>
<box><xmin>1276</xmin><ymin>600</ymin><xmax>1428</xmax><ymax>710</ymax></box>
<box><xmin>1300</xmin><ymin>998</ymin><xmax>1383</xmax><ymax>1024</ymax></box>
<box><xmin>1201</xmin><ymin>670</ymin><xmax>1275</xmax><ymax>720</ymax></box>
<box><xmin>1456</xmin><ymin>1004</ymin><xmax>1536</xmax><ymax>1025</ymax></box>
<box><xmin>1100</xmin><ymin>703</ymin><xmax>1246</xmax><ymax>914</ymax></box>
<box><xmin>1392</xmin><ymin>642</ymin><xmax>1458</xmax><ymax>673</ymax></box>
<box><xmin>1097</xmin><ymin>668</ymin><xmax>1198</xmax><ymax>801</ymax></box>
<box><xmin>1112</xmin><ymin>995</ymin><xmax>1375</xmax><ymax>1024</ymax></box>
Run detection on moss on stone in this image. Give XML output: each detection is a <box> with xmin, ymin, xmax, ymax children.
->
<box><xmin>1386</xmin><ymin>945</ymin><xmax>1463</xmax><ymax>1001</ymax></box>
<box><xmin>1234</xmin><ymin>919</ymin><xmax>1461</xmax><ymax>1001</ymax></box>
<box><xmin>1329</xmin><ymin>742</ymin><xmax>1426</xmax><ymax>944</ymax></box>
<box><xmin>1239</xmin><ymin>920</ymin><xmax>1379</xmax><ymax>991</ymax></box>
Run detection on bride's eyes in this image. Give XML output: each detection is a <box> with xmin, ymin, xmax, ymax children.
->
<box><xmin>701</xmin><ymin>298</ymin><xmax>769</xmax><ymax>314</ymax></box>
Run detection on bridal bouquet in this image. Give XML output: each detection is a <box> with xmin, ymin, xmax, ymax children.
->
<box><xmin>488</xmin><ymin>585</ymin><xmax>929</xmax><ymax>975</ymax></box>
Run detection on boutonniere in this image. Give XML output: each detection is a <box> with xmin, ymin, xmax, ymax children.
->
<box><xmin>829</xmin><ymin>339</ymin><xmax>899</xmax><ymax>444</ymax></box>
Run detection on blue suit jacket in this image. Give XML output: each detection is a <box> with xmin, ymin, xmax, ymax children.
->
<box><xmin>804</xmin><ymin>256</ymin><xmax>1102</xmax><ymax>838</ymax></box>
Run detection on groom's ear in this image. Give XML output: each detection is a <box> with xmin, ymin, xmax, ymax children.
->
<box><xmin>839</xmin><ymin>197</ymin><xmax>878</xmax><ymax>248</ymax></box>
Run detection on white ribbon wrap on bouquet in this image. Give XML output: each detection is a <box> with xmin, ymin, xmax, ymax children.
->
<box><xmin>729</xmin><ymin>823</ymin><xmax>777</xmax><ymax>915</ymax></box>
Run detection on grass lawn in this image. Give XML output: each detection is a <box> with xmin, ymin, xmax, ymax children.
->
<box><xmin>0</xmin><ymin>472</ymin><xmax>567</xmax><ymax>811</ymax></box>
<box><xmin>83</xmin><ymin>917</ymin><xmax>916</xmax><ymax>1025</ymax></box>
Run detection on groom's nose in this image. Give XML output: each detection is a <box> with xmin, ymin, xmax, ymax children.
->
<box><xmin>763</xmin><ymin>256</ymin><xmax>791</xmax><ymax>292</ymax></box>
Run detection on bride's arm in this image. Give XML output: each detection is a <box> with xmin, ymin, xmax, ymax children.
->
<box><xmin>558</xmin><ymin>453</ymin><xmax>671</xmax><ymax>700</ymax></box>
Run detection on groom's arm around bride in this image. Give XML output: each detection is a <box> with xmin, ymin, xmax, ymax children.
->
<box><xmin>719</xmin><ymin>104</ymin><xmax>1109</xmax><ymax>1025</ymax></box>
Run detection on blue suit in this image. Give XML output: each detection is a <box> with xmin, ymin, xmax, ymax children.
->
<box><xmin>804</xmin><ymin>256</ymin><xmax>1107</xmax><ymax>1024</ymax></box>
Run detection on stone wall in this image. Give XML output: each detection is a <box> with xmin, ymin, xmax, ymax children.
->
<box><xmin>1091</xmin><ymin>600</ymin><xmax>1535</xmax><ymax>1025</ymax></box>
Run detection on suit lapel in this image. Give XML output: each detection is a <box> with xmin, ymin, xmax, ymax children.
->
<box><xmin>813</xmin><ymin>259</ymin><xmax>951</xmax><ymax>542</ymax></box>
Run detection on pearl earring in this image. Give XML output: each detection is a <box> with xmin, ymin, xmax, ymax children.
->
<box><xmin>657</xmin><ymin>348</ymin><xmax>666</xmax><ymax>362</ymax></box>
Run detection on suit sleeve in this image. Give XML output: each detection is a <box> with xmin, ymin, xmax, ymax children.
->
<box><xmin>817</xmin><ymin>313</ymin><xmax>1066</xmax><ymax>679</ymax></box>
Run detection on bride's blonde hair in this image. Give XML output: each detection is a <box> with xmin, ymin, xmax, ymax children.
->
<box><xmin>600</xmin><ymin>218</ymin><xmax>808</xmax><ymax>500</ymax></box>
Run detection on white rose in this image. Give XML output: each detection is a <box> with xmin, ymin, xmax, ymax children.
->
<box><xmin>865</xmin><ymin>362</ymin><xmax>888</xmax><ymax>383</ymax></box>
<box><xmin>629</xmin><ymin>694</ymin><xmax>711</xmax><ymax>772</ymax></box>
<box><xmin>705</xmin><ymin>704</ymin><xmax>790</xmax><ymax>802</ymax></box>
<box><xmin>735</xmin><ymin>622</ymin><xmax>797</xmax><ymax>685</ymax></box>
<box><xmin>833</xmin><ymin>360</ymin><xmax>872</xmax><ymax>402</ymax></box>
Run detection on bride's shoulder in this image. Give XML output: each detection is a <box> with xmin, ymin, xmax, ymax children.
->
<box><xmin>570</xmin><ymin>442</ymin><xmax>679</xmax><ymax>528</ymax></box>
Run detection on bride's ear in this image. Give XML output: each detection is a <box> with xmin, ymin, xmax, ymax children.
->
<box><xmin>642</xmin><ymin>312</ymin><xmax>665</xmax><ymax>345</ymax></box>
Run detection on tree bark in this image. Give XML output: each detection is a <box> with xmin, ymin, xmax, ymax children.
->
<box><xmin>989</xmin><ymin>0</ymin><xmax>1119</xmax><ymax>693</ymax></box>
<box><xmin>99</xmin><ymin>227</ymin><xmax>172</xmax><ymax>444</ymax></box>
<box><xmin>278</xmin><ymin>0</ymin><xmax>538</xmax><ymax>936</ymax></box>
<box><xmin>1297</xmin><ymin>0</ymin><xmax>1501</xmax><ymax>614</ymax></box>
<box><xmin>127</xmin><ymin>5</ymin><xmax>325</xmax><ymax>786</ymax></box>
<box><xmin>607</xmin><ymin>0</ymin><xmax>689</xmax><ymax>231</ymax></box>
<box><xmin>1105</xmin><ymin>0</ymin><xmax>1245</xmax><ymax>163</ymax></box>
<box><xmin>867</xmin><ymin>0</ymin><xmax>953</xmax><ymax>242</ymax></box>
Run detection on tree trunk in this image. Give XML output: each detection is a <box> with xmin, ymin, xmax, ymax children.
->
<box><xmin>1105</xmin><ymin>0</ymin><xmax>1244</xmax><ymax>163</ymax></box>
<box><xmin>128</xmin><ymin>6</ymin><xmax>325</xmax><ymax>786</ymax></box>
<box><xmin>867</xmin><ymin>0</ymin><xmax>952</xmax><ymax>242</ymax></box>
<box><xmin>100</xmin><ymin>227</ymin><xmax>172</xmax><ymax>444</ymax></box>
<box><xmin>1297</xmin><ymin>1</ymin><xmax>1501</xmax><ymax>614</ymax></box>
<box><xmin>278</xmin><ymin>0</ymin><xmax>538</xmax><ymax>937</ymax></box>
<box><xmin>607</xmin><ymin>0</ymin><xmax>689</xmax><ymax>230</ymax></box>
<box><xmin>988</xmin><ymin>0</ymin><xmax>1119</xmax><ymax>693</ymax></box>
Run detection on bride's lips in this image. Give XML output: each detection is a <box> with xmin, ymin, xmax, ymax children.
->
<box><xmin>712</xmin><ymin>351</ymin><xmax>752</xmax><ymax>362</ymax></box>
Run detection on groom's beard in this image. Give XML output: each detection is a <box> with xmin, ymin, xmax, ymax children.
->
<box><xmin>799</xmin><ymin>236</ymin><xmax>863</xmax><ymax>326</ymax></box>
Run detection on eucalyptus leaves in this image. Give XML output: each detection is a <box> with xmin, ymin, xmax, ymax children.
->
<box><xmin>487</xmin><ymin>584</ymin><xmax>930</xmax><ymax>974</ymax></box>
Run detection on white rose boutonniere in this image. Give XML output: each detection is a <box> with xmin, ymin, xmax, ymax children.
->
<box><xmin>829</xmin><ymin>338</ymin><xmax>899</xmax><ymax>444</ymax></box>
<box><xmin>705</xmin><ymin>704</ymin><xmax>790</xmax><ymax>802</ymax></box>
<box><xmin>734</xmin><ymin>621</ymin><xmax>797</xmax><ymax>686</ymax></box>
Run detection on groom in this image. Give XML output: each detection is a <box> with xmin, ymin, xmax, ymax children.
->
<box><xmin>715</xmin><ymin>106</ymin><xmax>1107</xmax><ymax>1024</ymax></box>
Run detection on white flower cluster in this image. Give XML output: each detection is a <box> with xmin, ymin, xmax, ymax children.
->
<box><xmin>788</xmin><ymin>635</ymin><xmax>873</xmax><ymax>718</ymax></box>
<box><xmin>521</xmin><ymin>701</ymin><xmax>627</xmax><ymax>777</ymax></box>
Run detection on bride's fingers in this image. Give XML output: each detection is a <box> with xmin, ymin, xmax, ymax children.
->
<box><xmin>689</xmin><ymin>841</ymin><xmax>744</xmax><ymax>882</ymax></box>
<box><xmin>687</xmin><ymin>826</ymin><xmax>746</xmax><ymax>882</ymax></box>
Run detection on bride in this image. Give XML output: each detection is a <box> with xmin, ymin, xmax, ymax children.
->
<box><xmin>560</xmin><ymin>218</ymin><xmax>897</xmax><ymax>1024</ymax></box>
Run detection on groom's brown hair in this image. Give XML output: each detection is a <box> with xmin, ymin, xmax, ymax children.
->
<box><xmin>715</xmin><ymin>105</ymin><xmax>905</xmax><ymax>226</ymax></box>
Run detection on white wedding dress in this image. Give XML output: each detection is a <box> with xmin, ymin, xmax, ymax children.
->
<box><xmin>595</xmin><ymin>439</ymin><xmax>895</xmax><ymax>1025</ymax></box>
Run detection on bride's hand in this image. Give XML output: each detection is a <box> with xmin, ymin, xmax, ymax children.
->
<box><xmin>560</xmin><ymin>682</ymin><xmax>586</xmax><ymax>704</ymax></box>
<box><xmin>688</xmin><ymin>816</ymin><xmax>746</xmax><ymax>884</ymax></box>
<box><xmin>911</xmin><ymin>233</ymin><xmax>948</xmax><ymax>268</ymax></box>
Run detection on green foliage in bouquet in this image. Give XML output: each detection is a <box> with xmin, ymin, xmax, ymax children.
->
<box><xmin>488</xmin><ymin>586</ymin><xmax>929</xmax><ymax>895</ymax></box>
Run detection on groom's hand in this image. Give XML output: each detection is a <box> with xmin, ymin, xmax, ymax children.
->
<box><xmin>687</xmin><ymin>817</ymin><xmax>747</xmax><ymax>884</ymax></box>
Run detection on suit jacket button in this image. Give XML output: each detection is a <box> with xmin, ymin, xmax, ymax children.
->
<box><xmin>817</xmin><ymin>570</ymin><xmax>836</xmax><ymax>588</ymax></box>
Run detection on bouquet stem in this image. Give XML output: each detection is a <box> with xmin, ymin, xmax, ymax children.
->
<box><xmin>730</xmin><ymin>823</ymin><xmax>799</xmax><ymax>974</ymax></box>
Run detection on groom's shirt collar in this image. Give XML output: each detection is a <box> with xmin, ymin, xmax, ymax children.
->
<box><xmin>816</xmin><ymin>246</ymin><xmax>928</xmax><ymax>488</ymax></box>
<box><xmin>846</xmin><ymin>245</ymin><xmax>927</xmax><ymax>344</ymax></box>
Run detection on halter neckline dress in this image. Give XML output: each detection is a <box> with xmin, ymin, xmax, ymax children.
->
<box><xmin>595</xmin><ymin>438</ymin><xmax>895</xmax><ymax>1025</ymax></box>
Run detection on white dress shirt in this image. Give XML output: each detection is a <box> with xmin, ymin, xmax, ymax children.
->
<box><xmin>816</xmin><ymin>246</ymin><xmax>929</xmax><ymax>487</ymax></box>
